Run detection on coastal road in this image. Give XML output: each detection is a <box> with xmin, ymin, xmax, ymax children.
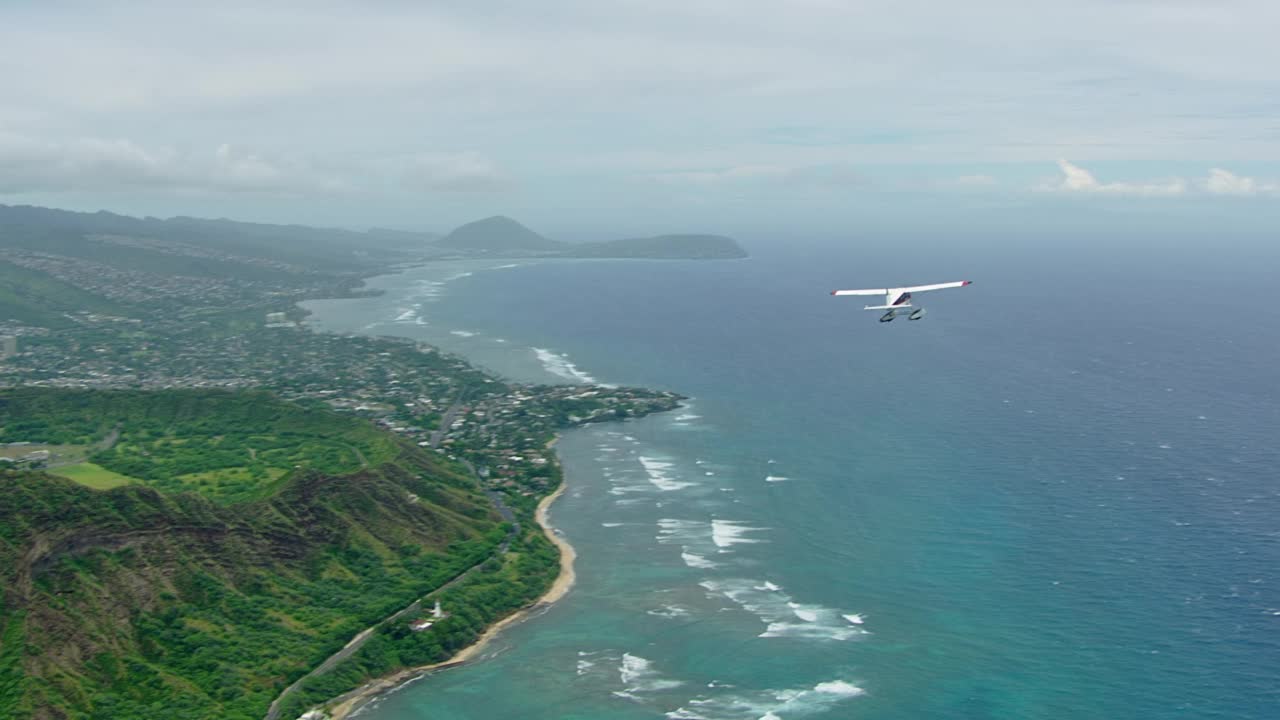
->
<box><xmin>428</xmin><ymin>398</ymin><xmax>466</xmax><ymax>449</ymax></box>
<box><xmin>264</xmin><ymin>469</ymin><xmax>517</xmax><ymax>720</ymax></box>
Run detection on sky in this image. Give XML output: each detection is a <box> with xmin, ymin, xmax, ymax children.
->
<box><xmin>2</xmin><ymin>0</ymin><xmax>1279</xmax><ymax>238</ymax></box>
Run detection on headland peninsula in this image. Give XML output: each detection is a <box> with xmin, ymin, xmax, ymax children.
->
<box><xmin>0</xmin><ymin>203</ymin><xmax>741</xmax><ymax>720</ymax></box>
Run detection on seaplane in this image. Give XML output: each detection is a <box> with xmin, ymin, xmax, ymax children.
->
<box><xmin>831</xmin><ymin>280</ymin><xmax>972</xmax><ymax>322</ymax></box>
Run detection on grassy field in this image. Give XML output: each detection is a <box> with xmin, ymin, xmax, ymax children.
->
<box><xmin>49</xmin><ymin>463</ymin><xmax>138</xmax><ymax>490</ymax></box>
<box><xmin>176</xmin><ymin>466</ymin><xmax>290</xmax><ymax>499</ymax></box>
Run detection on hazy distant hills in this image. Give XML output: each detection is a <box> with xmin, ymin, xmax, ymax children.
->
<box><xmin>436</xmin><ymin>215</ymin><xmax>564</xmax><ymax>252</ymax></box>
<box><xmin>434</xmin><ymin>214</ymin><xmax>747</xmax><ymax>259</ymax></box>
<box><xmin>0</xmin><ymin>204</ymin><xmax>746</xmax><ymax>283</ymax></box>
<box><xmin>0</xmin><ymin>204</ymin><xmax>438</xmax><ymax>273</ymax></box>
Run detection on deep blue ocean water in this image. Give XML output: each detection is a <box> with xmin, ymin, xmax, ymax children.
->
<box><xmin>302</xmin><ymin>236</ymin><xmax>1280</xmax><ymax>719</ymax></box>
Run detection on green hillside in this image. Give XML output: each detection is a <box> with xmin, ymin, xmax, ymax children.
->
<box><xmin>0</xmin><ymin>388</ymin><xmax>401</xmax><ymax>503</ymax></box>
<box><xmin>0</xmin><ymin>388</ymin><xmax>513</xmax><ymax>720</ymax></box>
<box><xmin>0</xmin><ymin>262</ymin><xmax>129</xmax><ymax>328</ymax></box>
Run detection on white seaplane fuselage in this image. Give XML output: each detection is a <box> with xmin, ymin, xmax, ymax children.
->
<box><xmin>830</xmin><ymin>281</ymin><xmax>971</xmax><ymax>322</ymax></box>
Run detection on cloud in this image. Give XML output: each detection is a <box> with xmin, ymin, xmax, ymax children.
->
<box><xmin>1038</xmin><ymin>161</ymin><xmax>1280</xmax><ymax>199</ymax></box>
<box><xmin>4</xmin><ymin>2</ymin><xmax>1280</xmax><ymax>226</ymax></box>
<box><xmin>651</xmin><ymin>164</ymin><xmax>791</xmax><ymax>185</ymax></box>
<box><xmin>0</xmin><ymin>133</ymin><xmax>348</xmax><ymax>196</ymax></box>
<box><xmin>651</xmin><ymin>163</ymin><xmax>866</xmax><ymax>188</ymax></box>
<box><xmin>399</xmin><ymin>152</ymin><xmax>514</xmax><ymax>193</ymax></box>
<box><xmin>1202</xmin><ymin>168</ymin><xmax>1280</xmax><ymax>196</ymax></box>
<box><xmin>1040</xmin><ymin>159</ymin><xmax>1188</xmax><ymax>196</ymax></box>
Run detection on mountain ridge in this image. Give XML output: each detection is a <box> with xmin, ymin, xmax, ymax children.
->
<box><xmin>432</xmin><ymin>214</ymin><xmax>748</xmax><ymax>259</ymax></box>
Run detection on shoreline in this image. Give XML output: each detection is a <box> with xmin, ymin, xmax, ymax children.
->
<box><xmin>322</xmin><ymin>467</ymin><xmax>576</xmax><ymax>720</ymax></box>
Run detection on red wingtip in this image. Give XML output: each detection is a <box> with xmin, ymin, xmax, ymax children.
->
<box><xmin>962</xmin><ymin>280</ymin><xmax>973</xmax><ymax>286</ymax></box>
<box><xmin>830</xmin><ymin>290</ymin><xmax>837</xmax><ymax>295</ymax></box>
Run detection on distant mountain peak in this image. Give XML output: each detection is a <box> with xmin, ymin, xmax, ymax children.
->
<box><xmin>436</xmin><ymin>215</ymin><xmax>564</xmax><ymax>251</ymax></box>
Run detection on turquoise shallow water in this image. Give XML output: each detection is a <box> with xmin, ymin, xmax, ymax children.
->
<box><xmin>302</xmin><ymin>237</ymin><xmax>1280</xmax><ymax>719</ymax></box>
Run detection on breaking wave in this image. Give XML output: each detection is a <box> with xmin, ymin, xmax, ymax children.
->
<box><xmin>699</xmin><ymin>578</ymin><xmax>867</xmax><ymax>641</ymax></box>
<box><xmin>640</xmin><ymin>456</ymin><xmax>696</xmax><ymax>491</ymax></box>
<box><xmin>664</xmin><ymin>678</ymin><xmax>865</xmax><ymax>720</ymax></box>
<box><xmin>532</xmin><ymin>347</ymin><xmax>599</xmax><ymax>384</ymax></box>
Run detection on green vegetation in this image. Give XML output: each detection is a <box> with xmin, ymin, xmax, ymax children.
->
<box><xmin>0</xmin><ymin>388</ymin><xmax>507</xmax><ymax>719</ymax></box>
<box><xmin>1</xmin><ymin>388</ymin><xmax>399</xmax><ymax>503</ymax></box>
<box><xmin>47</xmin><ymin>462</ymin><xmax>137</xmax><ymax>490</ymax></box>
<box><xmin>276</xmin><ymin>528</ymin><xmax>561</xmax><ymax>718</ymax></box>
<box><xmin>0</xmin><ymin>204</ymin><xmax>691</xmax><ymax>719</ymax></box>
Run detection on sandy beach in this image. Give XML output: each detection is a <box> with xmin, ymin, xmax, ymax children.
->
<box><xmin>323</xmin><ymin>475</ymin><xmax>576</xmax><ymax>720</ymax></box>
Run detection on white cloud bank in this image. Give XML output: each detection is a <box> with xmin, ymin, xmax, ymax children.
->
<box><xmin>1203</xmin><ymin>168</ymin><xmax>1280</xmax><ymax>196</ymax></box>
<box><xmin>400</xmin><ymin>152</ymin><xmax>513</xmax><ymax>193</ymax></box>
<box><xmin>1041</xmin><ymin>160</ymin><xmax>1279</xmax><ymax>198</ymax></box>
<box><xmin>1042</xmin><ymin>160</ymin><xmax>1187</xmax><ymax>196</ymax></box>
<box><xmin>0</xmin><ymin>132</ymin><xmax>513</xmax><ymax>197</ymax></box>
<box><xmin>0</xmin><ymin>132</ymin><xmax>348</xmax><ymax>196</ymax></box>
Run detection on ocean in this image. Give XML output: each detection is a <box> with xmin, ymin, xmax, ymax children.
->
<box><xmin>300</xmin><ymin>234</ymin><xmax>1280</xmax><ymax>720</ymax></box>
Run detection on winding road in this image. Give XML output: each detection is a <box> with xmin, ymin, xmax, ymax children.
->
<box><xmin>264</xmin><ymin>475</ymin><xmax>516</xmax><ymax>720</ymax></box>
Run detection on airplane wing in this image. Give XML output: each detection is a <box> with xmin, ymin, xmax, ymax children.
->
<box><xmin>830</xmin><ymin>288</ymin><xmax>887</xmax><ymax>296</ymax></box>
<box><xmin>900</xmin><ymin>280</ymin><xmax>972</xmax><ymax>293</ymax></box>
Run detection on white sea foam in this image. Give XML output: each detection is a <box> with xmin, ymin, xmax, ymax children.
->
<box><xmin>449</xmin><ymin>330</ymin><xmax>478</xmax><ymax>337</ymax></box>
<box><xmin>659</xmin><ymin>519</ymin><xmax>745</xmax><ymax>566</ymax></box>
<box><xmin>394</xmin><ymin>308</ymin><xmax>417</xmax><ymax>322</ymax></box>
<box><xmin>648</xmin><ymin>605</ymin><xmax>692</xmax><ymax>618</ymax></box>
<box><xmin>788</xmin><ymin>602</ymin><xmax>819</xmax><ymax>622</ymax></box>
<box><xmin>577</xmin><ymin>660</ymin><xmax>595</xmax><ymax>675</ymax></box>
<box><xmin>700</xmin><ymin>579</ymin><xmax>866</xmax><ymax>641</ymax></box>
<box><xmin>711</xmin><ymin>520</ymin><xmax>768</xmax><ymax>548</ymax></box>
<box><xmin>665</xmin><ymin>678</ymin><xmax>865</xmax><ymax>720</ymax></box>
<box><xmin>657</xmin><ymin>518</ymin><xmax>703</xmax><ymax>540</ymax></box>
<box><xmin>814</xmin><ymin>681</ymin><xmax>865</xmax><ymax>697</ymax></box>
<box><xmin>532</xmin><ymin>347</ymin><xmax>599</xmax><ymax>384</ymax></box>
<box><xmin>618</xmin><ymin>654</ymin><xmax>683</xmax><ymax>696</ymax></box>
<box><xmin>764</xmin><ymin>475</ymin><xmax>789</xmax><ymax>483</ymax></box>
<box><xmin>682</xmin><ymin>552</ymin><xmax>720</xmax><ymax>569</ymax></box>
<box><xmin>602</xmin><ymin>522</ymin><xmax>625</xmax><ymax>528</ymax></box>
<box><xmin>609</xmin><ymin>485</ymin><xmax>650</xmax><ymax>496</ymax></box>
<box><xmin>492</xmin><ymin>263</ymin><xmax>521</xmax><ymax>269</ymax></box>
<box><xmin>842</xmin><ymin>613</ymin><xmax>865</xmax><ymax>625</ymax></box>
<box><xmin>674</xmin><ymin>413</ymin><xmax>702</xmax><ymax>422</ymax></box>
<box><xmin>411</xmin><ymin>279</ymin><xmax>446</xmax><ymax>300</ymax></box>
<box><xmin>640</xmin><ymin>456</ymin><xmax>696</xmax><ymax>491</ymax></box>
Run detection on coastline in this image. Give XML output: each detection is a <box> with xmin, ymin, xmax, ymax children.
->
<box><xmin>322</xmin><ymin>465</ymin><xmax>576</xmax><ymax>720</ymax></box>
